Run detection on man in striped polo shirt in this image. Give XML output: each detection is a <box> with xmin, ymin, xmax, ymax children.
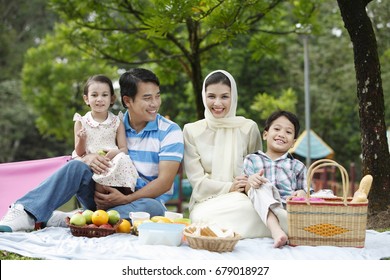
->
<box><xmin>0</xmin><ymin>68</ymin><xmax>184</xmax><ymax>232</ymax></box>
<box><xmin>94</xmin><ymin>68</ymin><xmax>184</xmax><ymax>214</ymax></box>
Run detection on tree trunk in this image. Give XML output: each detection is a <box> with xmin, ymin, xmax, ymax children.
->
<box><xmin>337</xmin><ymin>0</ymin><xmax>390</xmax><ymax>221</ymax></box>
<box><xmin>186</xmin><ymin>19</ymin><xmax>204</xmax><ymax>120</ymax></box>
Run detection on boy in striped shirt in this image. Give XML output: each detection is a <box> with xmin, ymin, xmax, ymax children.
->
<box><xmin>243</xmin><ymin>110</ymin><xmax>308</xmax><ymax>248</ymax></box>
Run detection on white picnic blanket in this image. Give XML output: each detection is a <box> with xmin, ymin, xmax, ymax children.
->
<box><xmin>0</xmin><ymin>228</ymin><xmax>389</xmax><ymax>260</ymax></box>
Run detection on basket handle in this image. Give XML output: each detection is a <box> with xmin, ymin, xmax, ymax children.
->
<box><xmin>306</xmin><ymin>159</ymin><xmax>349</xmax><ymax>205</ymax></box>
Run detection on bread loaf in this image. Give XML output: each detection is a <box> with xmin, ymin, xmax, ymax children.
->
<box><xmin>351</xmin><ymin>191</ymin><xmax>368</xmax><ymax>203</ymax></box>
<box><xmin>351</xmin><ymin>174</ymin><xmax>372</xmax><ymax>203</ymax></box>
<box><xmin>358</xmin><ymin>175</ymin><xmax>373</xmax><ymax>196</ymax></box>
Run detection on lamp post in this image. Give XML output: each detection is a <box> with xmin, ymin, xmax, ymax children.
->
<box><xmin>303</xmin><ymin>34</ymin><xmax>311</xmax><ymax>166</ymax></box>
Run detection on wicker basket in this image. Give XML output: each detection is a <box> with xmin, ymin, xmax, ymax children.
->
<box><xmin>184</xmin><ymin>229</ymin><xmax>241</xmax><ymax>252</ymax></box>
<box><xmin>287</xmin><ymin>159</ymin><xmax>368</xmax><ymax>247</ymax></box>
<box><xmin>66</xmin><ymin>217</ymin><xmax>120</xmax><ymax>238</ymax></box>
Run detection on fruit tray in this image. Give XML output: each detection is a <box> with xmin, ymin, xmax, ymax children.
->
<box><xmin>65</xmin><ymin>217</ymin><xmax>120</xmax><ymax>238</ymax></box>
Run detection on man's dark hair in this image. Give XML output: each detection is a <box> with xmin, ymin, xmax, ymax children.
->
<box><xmin>119</xmin><ymin>68</ymin><xmax>160</xmax><ymax>107</ymax></box>
<box><xmin>264</xmin><ymin>110</ymin><xmax>300</xmax><ymax>139</ymax></box>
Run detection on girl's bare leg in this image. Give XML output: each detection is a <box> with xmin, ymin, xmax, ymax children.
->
<box><xmin>267</xmin><ymin>210</ymin><xmax>288</xmax><ymax>248</ymax></box>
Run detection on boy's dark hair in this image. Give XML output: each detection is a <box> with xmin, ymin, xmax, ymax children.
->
<box><xmin>119</xmin><ymin>68</ymin><xmax>160</xmax><ymax>107</ymax></box>
<box><xmin>264</xmin><ymin>110</ymin><xmax>300</xmax><ymax>139</ymax></box>
<box><xmin>205</xmin><ymin>71</ymin><xmax>231</xmax><ymax>89</ymax></box>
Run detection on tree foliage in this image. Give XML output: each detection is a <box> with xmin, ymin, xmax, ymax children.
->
<box><xmin>0</xmin><ymin>0</ymin><xmax>72</xmax><ymax>162</ymax></box>
<box><xmin>45</xmin><ymin>0</ymin><xmax>310</xmax><ymax>119</ymax></box>
<box><xmin>22</xmin><ymin>25</ymin><xmax>118</xmax><ymax>145</ymax></box>
<box><xmin>0</xmin><ymin>0</ymin><xmax>58</xmax><ymax>81</ymax></box>
<box><xmin>251</xmin><ymin>88</ymin><xmax>297</xmax><ymax>120</ymax></box>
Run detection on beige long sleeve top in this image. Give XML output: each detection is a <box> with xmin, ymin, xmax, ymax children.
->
<box><xmin>183</xmin><ymin>118</ymin><xmax>262</xmax><ymax>211</ymax></box>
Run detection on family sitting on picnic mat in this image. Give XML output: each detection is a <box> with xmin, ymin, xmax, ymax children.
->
<box><xmin>1</xmin><ymin>67</ymin><xmax>359</xmax><ymax>249</ymax></box>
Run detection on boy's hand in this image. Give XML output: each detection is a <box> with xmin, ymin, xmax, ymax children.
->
<box><xmin>292</xmin><ymin>190</ymin><xmax>306</xmax><ymax>197</ymax></box>
<box><xmin>247</xmin><ymin>169</ymin><xmax>267</xmax><ymax>189</ymax></box>
<box><xmin>245</xmin><ymin>170</ymin><xmax>268</xmax><ymax>193</ymax></box>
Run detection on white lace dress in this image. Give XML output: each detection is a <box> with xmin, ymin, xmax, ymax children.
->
<box><xmin>73</xmin><ymin>111</ymin><xmax>138</xmax><ymax>192</ymax></box>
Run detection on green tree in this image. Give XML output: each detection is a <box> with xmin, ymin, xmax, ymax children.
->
<box><xmin>337</xmin><ymin>0</ymin><xmax>390</xmax><ymax>217</ymax></box>
<box><xmin>0</xmin><ymin>0</ymin><xmax>71</xmax><ymax>162</ymax></box>
<box><xmin>22</xmin><ymin>26</ymin><xmax>118</xmax><ymax>146</ymax></box>
<box><xmin>250</xmin><ymin>88</ymin><xmax>298</xmax><ymax>120</ymax></box>
<box><xmin>0</xmin><ymin>0</ymin><xmax>58</xmax><ymax>81</ymax></box>
<box><xmin>0</xmin><ymin>80</ymin><xmax>30</xmax><ymax>162</ymax></box>
<box><xmin>46</xmin><ymin>0</ymin><xmax>309</xmax><ymax>120</ymax></box>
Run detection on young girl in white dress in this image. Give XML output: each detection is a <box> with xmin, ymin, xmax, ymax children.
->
<box><xmin>73</xmin><ymin>75</ymin><xmax>138</xmax><ymax>194</ymax></box>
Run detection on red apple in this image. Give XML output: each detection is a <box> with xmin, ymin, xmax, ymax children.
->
<box><xmin>99</xmin><ymin>223</ymin><xmax>113</xmax><ymax>229</ymax></box>
<box><xmin>87</xmin><ymin>224</ymin><xmax>98</xmax><ymax>228</ymax></box>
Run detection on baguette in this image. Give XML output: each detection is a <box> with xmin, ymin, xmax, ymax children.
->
<box><xmin>351</xmin><ymin>191</ymin><xmax>368</xmax><ymax>203</ymax></box>
<box><xmin>358</xmin><ymin>174</ymin><xmax>373</xmax><ymax>196</ymax></box>
<box><xmin>351</xmin><ymin>174</ymin><xmax>372</xmax><ymax>203</ymax></box>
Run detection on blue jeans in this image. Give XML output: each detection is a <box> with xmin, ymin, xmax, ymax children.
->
<box><xmin>17</xmin><ymin>160</ymin><xmax>167</xmax><ymax>222</ymax></box>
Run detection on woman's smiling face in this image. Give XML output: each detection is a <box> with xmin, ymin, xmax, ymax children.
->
<box><xmin>205</xmin><ymin>83</ymin><xmax>231</xmax><ymax>119</ymax></box>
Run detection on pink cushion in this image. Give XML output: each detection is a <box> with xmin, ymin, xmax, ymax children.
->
<box><xmin>0</xmin><ymin>156</ymin><xmax>71</xmax><ymax>217</ymax></box>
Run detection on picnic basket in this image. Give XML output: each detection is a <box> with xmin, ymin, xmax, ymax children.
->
<box><xmin>286</xmin><ymin>159</ymin><xmax>368</xmax><ymax>247</ymax></box>
<box><xmin>183</xmin><ymin>226</ymin><xmax>241</xmax><ymax>252</ymax></box>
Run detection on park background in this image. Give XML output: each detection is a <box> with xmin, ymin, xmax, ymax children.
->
<box><xmin>1</xmin><ymin>0</ymin><xmax>389</xmax><ymax>227</ymax></box>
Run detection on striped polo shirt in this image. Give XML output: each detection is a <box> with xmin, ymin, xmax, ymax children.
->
<box><xmin>123</xmin><ymin>111</ymin><xmax>184</xmax><ymax>201</ymax></box>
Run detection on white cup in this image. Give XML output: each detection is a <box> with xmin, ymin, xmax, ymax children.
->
<box><xmin>164</xmin><ymin>211</ymin><xmax>183</xmax><ymax>220</ymax></box>
<box><xmin>129</xmin><ymin>211</ymin><xmax>150</xmax><ymax>222</ymax></box>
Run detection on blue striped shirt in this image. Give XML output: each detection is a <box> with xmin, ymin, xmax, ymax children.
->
<box><xmin>243</xmin><ymin>151</ymin><xmax>309</xmax><ymax>203</ymax></box>
<box><xmin>123</xmin><ymin>111</ymin><xmax>184</xmax><ymax>202</ymax></box>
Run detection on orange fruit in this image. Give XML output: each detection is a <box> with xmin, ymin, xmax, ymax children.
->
<box><xmin>91</xmin><ymin>210</ymin><xmax>109</xmax><ymax>226</ymax></box>
<box><xmin>116</xmin><ymin>219</ymin><xmax>131</xmax><ymax>233</ymax></box>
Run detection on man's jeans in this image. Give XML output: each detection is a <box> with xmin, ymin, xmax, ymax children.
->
<box><xmin>17</xmin><ymin>160</ymin><xmax>166</xmax><ymax>222</ymax></box>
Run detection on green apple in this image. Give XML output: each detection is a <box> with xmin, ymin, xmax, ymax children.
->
<box><xmin>107</xmin><ymin>210</ymin><xmax>120</xmax><ymax>225</ymax></box>
<box><xmin>82</xmin><ymin>209</ymin><xmax>94</xmax><ymax>224</ymax></box>
<box><xmin>70</xmin><ymin>213</ymin><xmax>86</xmax><ymax>226</ymax></box>
<box><xmin>97</xmin><ymin>150</ymin><xmax>107</xmax><ymax>156</ymax></box>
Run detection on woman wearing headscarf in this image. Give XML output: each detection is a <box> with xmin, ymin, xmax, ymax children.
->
<box><xmin>183</xmin><ymin>70</ymin><xmax>278</xmax><ymax>238</ymax></box>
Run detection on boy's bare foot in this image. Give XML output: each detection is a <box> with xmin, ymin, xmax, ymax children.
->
<box><xmin>272</xmin><ymin>228</ymin><xmax>288</xmax><ymax>248</ymax></box>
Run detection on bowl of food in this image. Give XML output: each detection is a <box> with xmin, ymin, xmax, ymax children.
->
<box><xmin>183</xmin><ymin>223</ymin><xmax>241</xmax><ymax>252</ymax></box>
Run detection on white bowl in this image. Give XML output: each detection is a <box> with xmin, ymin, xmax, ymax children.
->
<box><xmin>138</xmin><ymin>223</ymin><xmax>185</xmax><ymax>246</ymax></box>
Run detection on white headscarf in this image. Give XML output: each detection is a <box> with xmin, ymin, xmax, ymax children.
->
<box><xmin>203</xmin><ymin>70</ymin><xmax>250</xmax><ymax>182</ymax></box>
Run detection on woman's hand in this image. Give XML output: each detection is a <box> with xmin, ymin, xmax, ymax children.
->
<box><xmin>230</xmin><ymin>175</ymin><xmax>248</xmax><ymax>193</ymax></box>
<box><xmin>94</xmin><ymin>185</ymin><xmax>128</xmax><ymax>210</ymax></box>
<box><xmin>82</xmin><ymin>153</ymin><xmax>111</xmax><ymax>175</ymax></box>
